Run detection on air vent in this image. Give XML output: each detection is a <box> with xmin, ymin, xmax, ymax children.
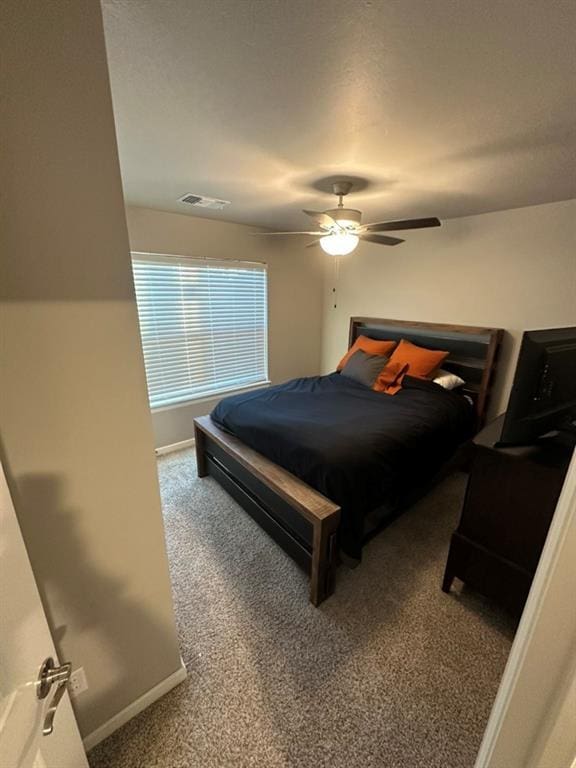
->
<box><xmin>178</xmin><ymin>193</ymin><xmax>231</xmax><ymax>210</ymax></box>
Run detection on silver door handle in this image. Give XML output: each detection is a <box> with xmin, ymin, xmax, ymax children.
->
<box><xmin>36</xmin><ymin>657</ymin><xmax>72</xmax><ymax>735</ymax></box>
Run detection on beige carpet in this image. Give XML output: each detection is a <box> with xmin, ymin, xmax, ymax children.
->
<box><xmin>88</xmin><ymin>448</ymin><xmax>515</xmax><ymax>768</ymax></box>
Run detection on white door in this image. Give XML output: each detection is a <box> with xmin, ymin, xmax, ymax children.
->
<box><xmin>0</xmin><ymin>462</ymin><xmax>89</xmax><ymax>768</ymax></box>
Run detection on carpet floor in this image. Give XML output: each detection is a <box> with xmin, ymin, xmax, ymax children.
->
<box><xmin>88</xmin><ymin>448</ymin><xmax>516</xmax><ymax>768</ymax></box>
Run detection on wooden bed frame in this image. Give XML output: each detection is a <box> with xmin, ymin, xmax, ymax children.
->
<box><xmin>194</xmin><ymin>317</ymin><xmax>502</xmax><ymax>606</ymax></box>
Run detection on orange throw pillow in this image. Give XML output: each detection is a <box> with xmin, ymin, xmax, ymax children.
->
<box><xmin>373</xmin><ymin>361</ymin><xmax>409</xmax><ymax>395</ymax></box>
<box><xmin>337</xmin><ymin>336</ymin><xmax>397</xmax><ymax>371</ymax></box>
<box><xmin>387</xmin><ymin>339</ymin><xmax>449</xmax><ymax>379</ymax></box>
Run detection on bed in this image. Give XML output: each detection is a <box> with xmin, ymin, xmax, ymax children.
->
<box><xmin>194</xmin><ymin>317</ymin><xmax>502</xmax><ymax>605</ymax></box>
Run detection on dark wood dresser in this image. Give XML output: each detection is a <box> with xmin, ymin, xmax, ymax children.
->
<box><xmin>442</xmin><ymin>414</ymin><xmax>572</xmax><ymax>615</ymax></box>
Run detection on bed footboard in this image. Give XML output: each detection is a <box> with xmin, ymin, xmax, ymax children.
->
<box><xmin>193</xmin><ymin>415</ymin><xmax>341</xmax><ymax>606</ymax></box>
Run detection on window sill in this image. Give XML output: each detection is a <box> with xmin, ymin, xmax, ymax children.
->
<box><xmin>150</xmin><ymin>380</ymin><xmax>272</xmax><ymax>414</ymax></box>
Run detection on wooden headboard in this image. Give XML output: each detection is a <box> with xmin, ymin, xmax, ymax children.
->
<box><xmin>349</xmin><ymin>317</ymin><xmax>503</xmax><ymax>426</ymax></box>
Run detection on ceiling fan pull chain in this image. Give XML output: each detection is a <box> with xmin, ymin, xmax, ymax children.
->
<box><xmin>332</xmin><ymin>256</ymin><xmax>340</xmax><ymax>309</ymax></box>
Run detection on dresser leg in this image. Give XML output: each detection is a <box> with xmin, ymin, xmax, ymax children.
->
<box><xmin>442</xmin><ymin>542</ymin><xmax>457</xmax><ymax>593</ymax></box>
<box><xmin>442</xmin><ymin>568</ymin><xmax>454</xmax><ymax>593</ymax></box>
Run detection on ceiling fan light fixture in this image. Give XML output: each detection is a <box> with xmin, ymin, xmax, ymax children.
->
<box><xmin>320</xmin><ymin>232</ymin><xmax>359</xmax><ymax>256</ymax></box>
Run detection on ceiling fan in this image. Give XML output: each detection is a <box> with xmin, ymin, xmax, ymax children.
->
<box><xmin>257</xmin><ymin>181</ymin><xmax>441</xmax><ymax>255</ymax></box>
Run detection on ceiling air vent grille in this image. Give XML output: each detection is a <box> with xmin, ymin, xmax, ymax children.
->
<box><xmin>178</xmin><ymin>193</ymin><xmax>231</xmax><ymax>210</ymax></box>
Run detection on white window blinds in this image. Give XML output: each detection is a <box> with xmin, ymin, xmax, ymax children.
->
<box><xmin>132</xmin><ymin>253</ymin><xmax>269</xmax><ymax>409</ymax></box>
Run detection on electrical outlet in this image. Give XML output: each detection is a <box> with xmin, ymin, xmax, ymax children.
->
<box><xmin>68</xmin><ymin>667</ymin><xmax>88</xmax><ymax>697</ymax></box>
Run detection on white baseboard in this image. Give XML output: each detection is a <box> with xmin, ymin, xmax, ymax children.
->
<box><xmin>83</xmin><ymin>660</ymin><xmax>187</xmax><ymax>751</ymax></box>
<box><xmin>155</xmin><ymin>438</ymin><xmax>195</xmax><ymax>456</ymax></box>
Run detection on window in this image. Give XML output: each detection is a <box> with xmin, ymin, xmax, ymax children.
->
<box><xmin>132</xmin><ymin>253</ymin><xmax>268</xmax><ymax>409</ymax></box>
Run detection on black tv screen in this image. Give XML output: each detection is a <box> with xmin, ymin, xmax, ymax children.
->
<box><xmin>499</xmin><ymin>327</ymin><xmax>576</xmax><ymax>446</ymax></box>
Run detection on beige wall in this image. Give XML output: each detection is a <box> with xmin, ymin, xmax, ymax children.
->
<box><xmin>321</xmin><ymin>199</ymin><xmax>576</xmax><ymax>417</ymax></box>
<box><xmin>125</xmin><ymin>207</ymin><xmax>325</xmax><ymax>447</ymax></box>
<box><xmin>0</xmin><ymin>0</ymin><xmax>182</xmax><ymax>739</ymax></box>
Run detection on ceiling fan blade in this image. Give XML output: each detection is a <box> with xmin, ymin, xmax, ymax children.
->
<box><xmin>305</xmin><ymin>240</ymin><xmax>321</xmax><ymax>248</ymax></box>
<box><xmin>360</xmin><ymin>234</ymin><xmax>405</xmax><ymax>246</ymax></box>
<box><xmin>253</xmin><ymin>231</ymin><xmax>325</xmax><ymax>236</ymax></box>
<box><xmin>302</xmin><ymin>209</ymin><xmax>338</xmax><ymax>230</ymax></box>
<box><xmin>361</xmin><ymin>217</ymin><xmax>441</xmax><ymax>233</ymax></box>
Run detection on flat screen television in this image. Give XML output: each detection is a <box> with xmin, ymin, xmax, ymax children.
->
<box><xmin>498</xmin><ymin>327</ymin><xmax>576</xmax><ymax>447</ymax></box>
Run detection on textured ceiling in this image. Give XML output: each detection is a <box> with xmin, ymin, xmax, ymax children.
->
<box><xmin>102</xmin><ymin>0</ymin><xmax>576</xmax><ymax>229</ymax></box>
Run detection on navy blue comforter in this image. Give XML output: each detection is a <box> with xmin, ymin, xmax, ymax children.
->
<box><xmin>211</xmin><ymin>373</ymin><xmax>474</xmax><ymax>557</ymax></box>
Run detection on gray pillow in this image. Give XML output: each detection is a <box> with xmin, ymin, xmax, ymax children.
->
<box><xmin>340</xmin><ymin>349</ymin><xmax>389</xmax><ymax>388</ymax></box>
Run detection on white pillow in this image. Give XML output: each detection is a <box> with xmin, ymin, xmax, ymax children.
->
<box><xmin>433</xmin><ymin>368</ymin><xmax>465</xmax><ymax>390</ymax></box>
